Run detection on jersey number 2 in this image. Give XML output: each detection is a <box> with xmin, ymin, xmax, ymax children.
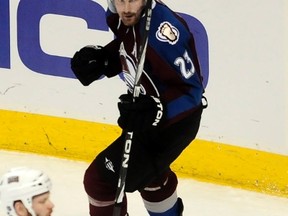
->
<box><xmin>174</xmin><ymin>50</ymin><xmax>195</xmax><ymax>79</ymax></box>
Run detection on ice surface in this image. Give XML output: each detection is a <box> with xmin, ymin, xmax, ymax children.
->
<box><xmin>0</xmin><ymin>150</ymin><xmax>287</xmax><ymax>216</ymax></box>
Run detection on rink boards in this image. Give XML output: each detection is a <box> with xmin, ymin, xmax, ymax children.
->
<box><xmin>1</xmin><ymin>0</ymin><xmax>287</xmax><ymax>200</ymax></box>
<box><xmin>0</xmin><ymin>109</ymin><xmax>287</xmax><ymax>198</ymax></box>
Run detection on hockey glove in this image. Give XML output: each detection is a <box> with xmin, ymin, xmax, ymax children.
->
<box><xmin>117</xmin><ymin>94</ymin><xmax>164</xmax><ymax>132</ymax></box>
<box><xmin>71</xmin><ymin>45</ymin><xmax>108</xmax><ymax>86</ymax></box>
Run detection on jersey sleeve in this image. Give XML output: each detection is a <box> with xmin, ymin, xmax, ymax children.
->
<box><xmin>103</xmin><ymin>39</ymin><xmax>123</xmax><ymax>77</ymax></box>
<box><xmin>148</xmin><ymin>3</ymin><xmax>201</xmax><ymax>85</ymax></box>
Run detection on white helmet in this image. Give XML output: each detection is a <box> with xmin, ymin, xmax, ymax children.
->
<box><xmin>0</xmin><ymin>167</ymin><xmax>52</xmax><ymax>216</ymax></box>
<box><xmin>107</xmin><ymin>0</ymin><xmax>149</xmax><ymax>13</ymax></box>
<box><xmin>107</xmin><ymin>0</ymin><xmax>117</xmax><ymax>13</ymax></box>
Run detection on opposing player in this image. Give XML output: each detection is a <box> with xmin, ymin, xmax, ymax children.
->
<box><xmin>71</xmin><ymin>0</ymin><xmax>207</xmax><ymax>215</ymax></box>
<box><xmin>0</xmin><ymin>167</ymin><xmax>54</xmax><ymax>216</ymax></box>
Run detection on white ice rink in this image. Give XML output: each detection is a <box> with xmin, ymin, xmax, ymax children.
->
<box><xmin>0</xmin><ymin>150</ymin><xmax>287</xmax><ymax>216</ymax></box>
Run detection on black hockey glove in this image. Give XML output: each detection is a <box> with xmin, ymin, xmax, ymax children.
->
<box><xmin>117</xmin><ymin>94</ymin><xmax>164</xmax><ymax>133</ymax></box>
<box><xmin>71</xmin><ymin>45</ymin><xmax>108</xmax><ymax>86</ymax></box>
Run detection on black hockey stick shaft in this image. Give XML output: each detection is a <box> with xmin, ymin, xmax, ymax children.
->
<box><xmin>113</xmin><ymin>1</ymin><xmax>153</xmax><ymax>216</ymax></box>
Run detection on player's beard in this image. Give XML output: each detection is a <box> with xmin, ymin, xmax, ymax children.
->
<box><xmin>120</xmin><ymin>4</ymin><xmax>145</xmax><ymax>26</ymax></box>
<box><xmin>121</xmin><ymin>12</ymin><xmax>140</xmax><ymax>26</ymax></box>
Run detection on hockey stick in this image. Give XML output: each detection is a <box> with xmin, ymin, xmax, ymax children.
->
<box><xmin>113</xmin><ymin>0</ymin><xmax>153</xmax><ymax>215</ymax></box>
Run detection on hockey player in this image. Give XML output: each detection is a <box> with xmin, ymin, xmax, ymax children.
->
<box><xmin>71</xmin><ymin>0</ymin><xmax>206</xmax><ymax>215</ymax></box>
<box><xmin>0</xmin><ymin>167</ymin><xmax>54</xmax><ymax>216</ymax></box>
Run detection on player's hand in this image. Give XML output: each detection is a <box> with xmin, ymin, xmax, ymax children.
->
<box><xmin>70</xmin><ymin>45</ymin><xmax>107</xmax><ymax>86</ymax></box>
<box><xmin>117</xmin><ymin>94</ymin><xmax>165</xmax><ymax>132</ymax></box>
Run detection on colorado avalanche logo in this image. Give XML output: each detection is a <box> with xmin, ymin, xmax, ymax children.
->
<box><xmin>156</xmin><ymin>22</ymin><xmax>179</xmax><ymax>45</ymax></box>
<box><xmin>123</xmin><ymin>72</ymin><xmax>146</xmax><ymax>95</ymax></box>
<box><xmin>119</xmin><ymin>43</ymin><xmax>146</xmax><ymax>95</ymax></box>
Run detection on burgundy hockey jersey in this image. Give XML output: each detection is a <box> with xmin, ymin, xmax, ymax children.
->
<box><xmin>104</xmin><ymin>0</ymin><xmax>204</xmax><ymax>126</ymax></box>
